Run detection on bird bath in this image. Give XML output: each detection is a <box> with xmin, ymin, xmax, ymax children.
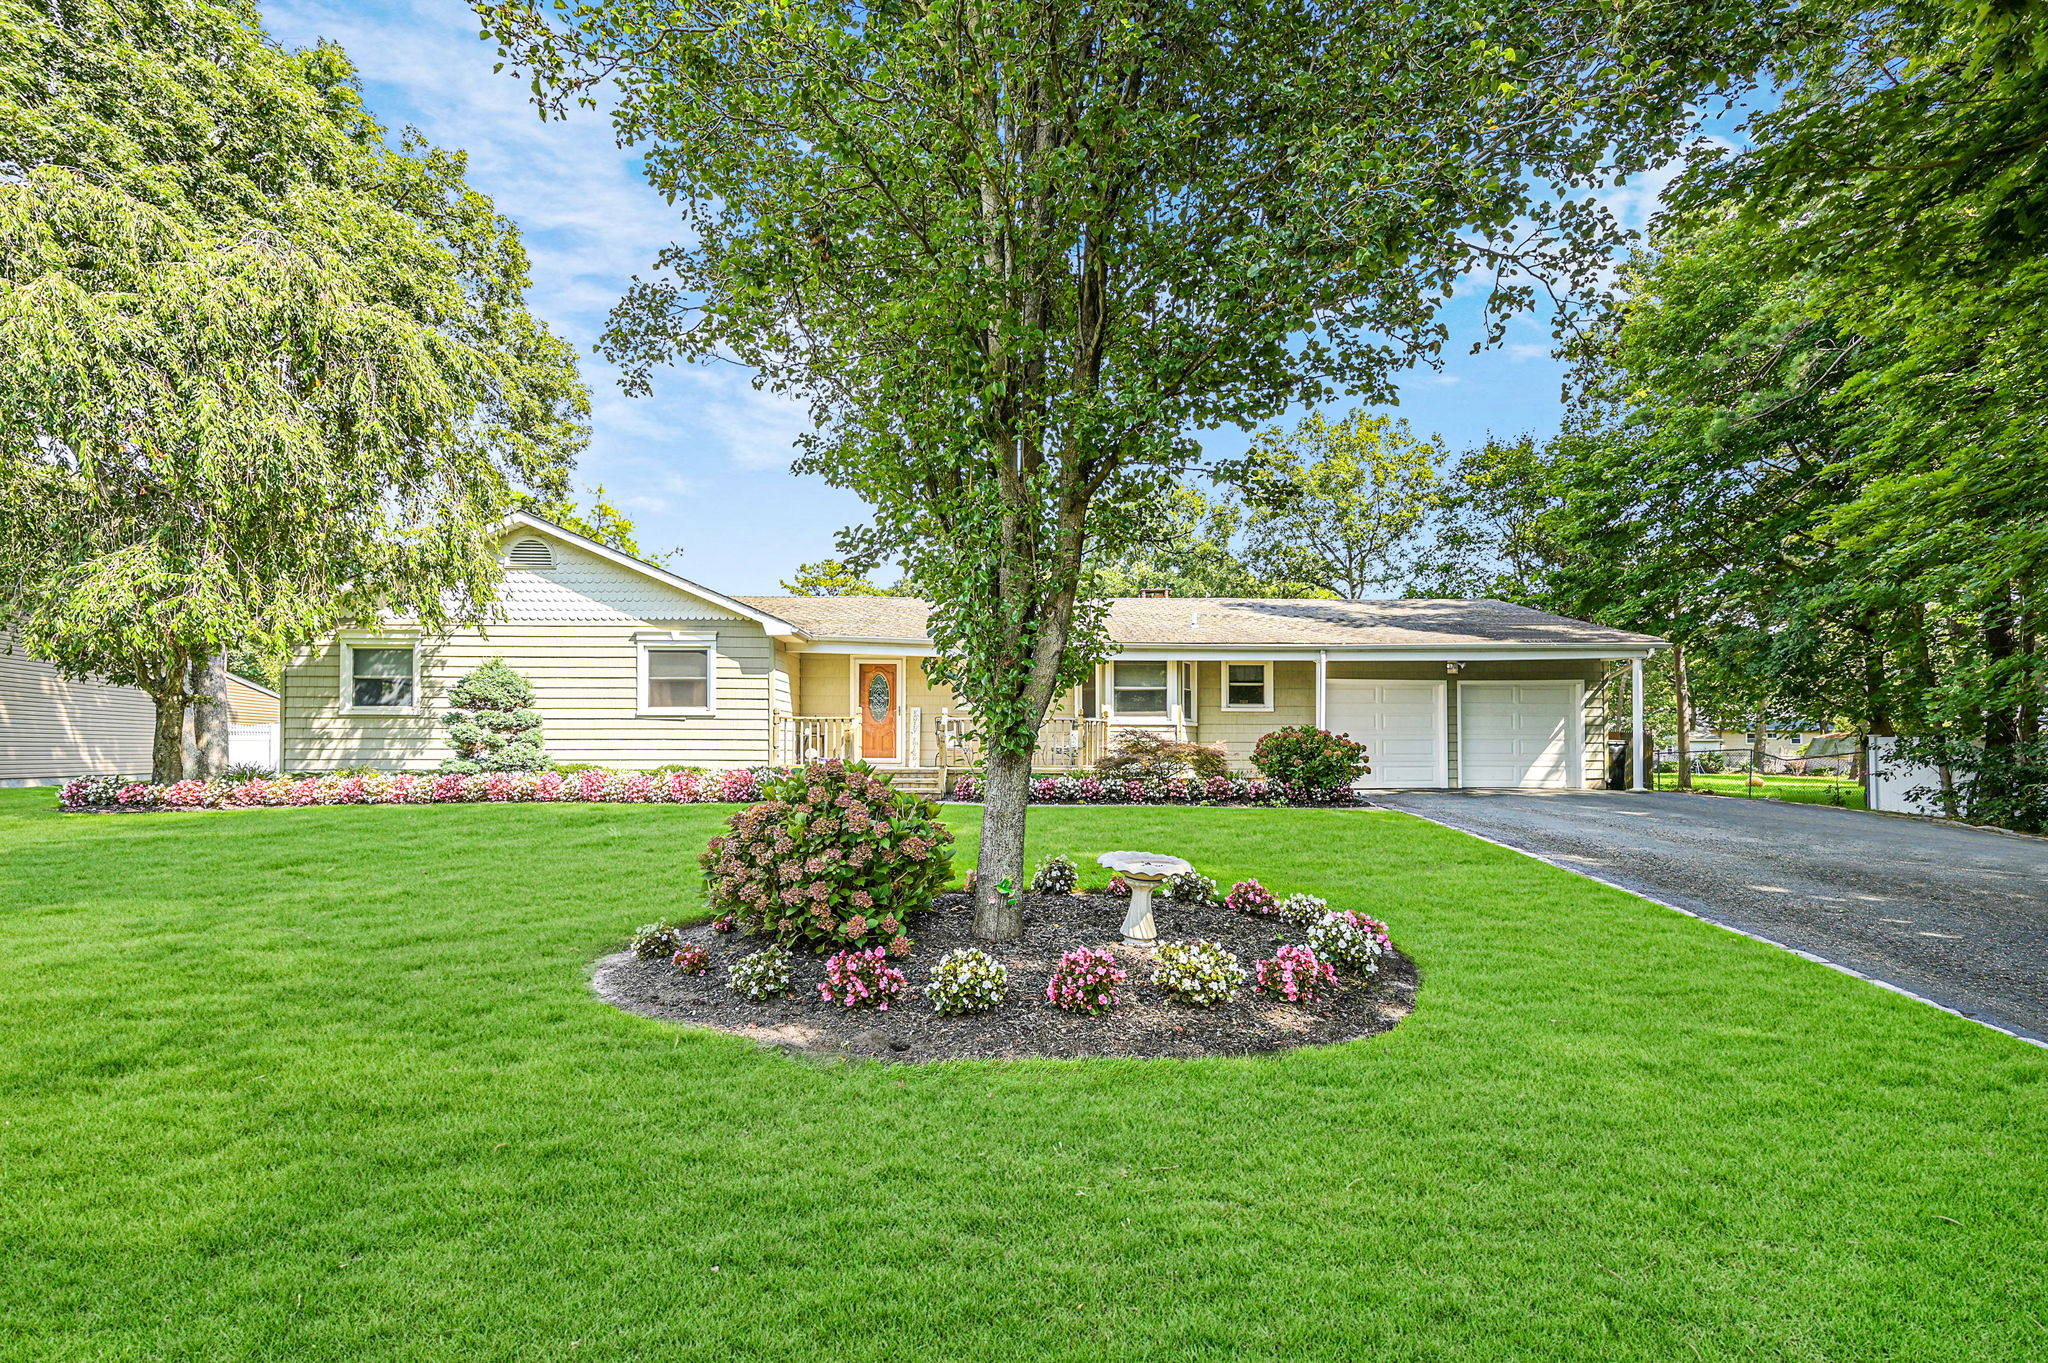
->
<box><xmin>1096</xmin><ymin>851</ymin><xmax>1194</xmax><ymax>948</ymax></box>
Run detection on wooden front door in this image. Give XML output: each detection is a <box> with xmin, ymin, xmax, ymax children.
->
<box><xmin>858</xmin><ymin>663</ymin><xmax>899</xmax><ymax>761</ymax></box>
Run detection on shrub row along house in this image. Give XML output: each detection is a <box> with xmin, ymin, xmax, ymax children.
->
<box><xmin>282</xmin><ymin>513</ymin><xmax>1666</xmax><ymax>791</ymax></box>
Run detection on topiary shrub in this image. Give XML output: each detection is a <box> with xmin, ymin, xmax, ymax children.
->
<box><xmin>699</xmin><ymin>760</ymin><xmax>953</xmax><ymax>954</ymax></box>
<box><xmin>1250</xmin><ymin>725</ymin><xmax>1369</xmax><ymax>800</ymax></box>
<box><xmin>440</xmin><ymin>658</ymin><xmax>548</xmax><ymax>773</ymax></box>
<box><xmin>728</xmin><ymin>945</ymin><xmax>792</xmax><ymax>1000</ymax></box>
<box><xmin>1253</xmin><ymin>944</ymin><xmax>1338</xmax><ymax>1003</ymax></box>
<box><xmin>1276</xmin><ymin>892</ymin><xmax>1328</xmax><ymax>927</ymax></box>
<box><xmin>1223</xmin><ymin>878</ymin><xmax>1278</xmax><ymax>917</ymax></box>
<box><xmin>1305</xmin><ymin>910</ymin><xmax>1390</xmax><ymax>974</ymax></box>
<box><xmin>1152</xmin><ymin>939</ymin><xmax>1244</xmax><ymax>1006</ymax></box>
<box><xmin>817</xmin><ymin>947</ymin><xmax>909</xmax><ymax>1009</ymax></box>
<box><xmin>1029</xmin><ymin>854</ymin><xmax>1079</xmax><ymax>895</ymax></box>
<box><xmin>631</xmin><ymin>921</ymin><xmax>690</xmax><ymax>960</ymax></box>
<box><xmin>1045</xmin><ymin>947</ymin><xmax>1127</xmax><ymax>1014</ymax></box>
<box><xmin>1097</xmin><ymin>730</ymin><xmax>1231</xmax><ymax>781</ymax></box>
<box><xmin>1165</xmin><ymin>870</ymin><xmax>1218</xmax><ymax>907</ymax></box>
<box><xmin>925</xmin><ymin>949</ymin><xmax>1008</xmax><ymax>1014</ymax></box>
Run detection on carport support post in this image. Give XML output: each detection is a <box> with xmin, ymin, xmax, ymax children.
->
<box><xmin>1630</xmin><ymin>656</ymin><xmax>1648</xmax><ymax>791</ymax></box>
<box><xmin>1315</xmin><ymin>650</ymin><xmax>1327</xmax><ymax>729</ymax></box>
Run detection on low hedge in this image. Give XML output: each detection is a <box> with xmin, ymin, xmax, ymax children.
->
<box><xmin>59</xmin><ymin>767</ymin><xmax>779</xmax><ymax>812</ymax></box>
<box><xmin>946</xmin><ymin>772</ymin><xmax>1354</xmax><ymax>806</ymax></box>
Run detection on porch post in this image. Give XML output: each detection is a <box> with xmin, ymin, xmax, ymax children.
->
<box><xmin>1315</xmin><ymin>650</ymin><xmax>1327</xmax><ymax>729</ymax></box>
<box><xmin>1630</xmin><ymin>656</ymin><xmax>1648</xmax><ymax>791</ymax></box>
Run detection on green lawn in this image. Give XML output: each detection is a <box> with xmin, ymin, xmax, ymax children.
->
<box><xmin>2</xmin><ymin>789</ymin><xmax>2041</xmax><ymax>1361</ymax></box>
<box><xmin>1655</xmin><ymin>770</ymin><xmax>1870</xmax><ymax>808</ymax></box>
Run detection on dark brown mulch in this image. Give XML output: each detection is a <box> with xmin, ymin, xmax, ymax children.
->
<box><xmin>592</xmin><ymin>892</ymin><xmax>1417</xmax><ymax>1064</ymax></box>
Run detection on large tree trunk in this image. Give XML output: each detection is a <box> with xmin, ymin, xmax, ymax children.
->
<box><xmin>1671</xmin><ymin>642</ymin><xmax>1694</xmax><ymax>791</ymax></box>
<box><xmin>973</xmin><ymin>745</ymin><xmax>1035</xmax><ymax>939</ymax></box>
<box><xmin>185</xmin><ymin>651</ymin><xmax>231</xmax><ymax>779</ymax></box>
<box><xmin>151</xmin><ymin>693</ymin><xmax>188</xmax><ymax>784</ymax></box>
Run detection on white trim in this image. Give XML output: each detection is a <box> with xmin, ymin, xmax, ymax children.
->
<box><xmin>503</xmin><ymin>512</ymin><xmax>805</xmax><ymax>638</ymax></box>
<box><xmin>849</xmin><ymin>656</ymin><xmax>908</xmax><ymax>765</ymax></box>
<box><xmin>338</xmin><ymin>634</ymin><xmax>422</xmax><ymax>716</ymax></box>
<box><xmin>1219</xmin><ymin>659</ymin><xmax>1274</xmax><ymax>711</ymax></box>
<box><xmin>636</xmin><ymin>632</ymin><xmax>718</xmax><ymax>716</ymax></box>
<box><xmin>1455</xmin><ymin>678</ymin><xmax>1585</xmax><ymax>789</ymax></box>
<box><xmin>228</xmin><ymin>674</ymin><xmax>281</xmax><ymax>700</ymax></box>
<box><xmin>1107</xmin><ymin>658</ymin><xmax>1173</xmax><ymax>720</ymax></box>
<box><xmin>1315</xmin><ymin>650</ymin><xmax>1327</xmax><ymax>729</ymax></box>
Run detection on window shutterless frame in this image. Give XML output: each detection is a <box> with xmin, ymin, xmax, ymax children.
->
<box><xmin>636</xmin><ymin>633</ymin><xmax>718</xmax><ymax>715</ymax></box>
<box><xmin>338</xmin><ymin>635</ymin><xmax>421</xmax><ymax>715</ymax></box>
<box><xmin>1109</xmin><ymin>660</ymin><xmax>1170</xmax><ymax>716</ymax></box>
<box><xmin>1220</xmin><ymin>660</ymin><xmax>1273</xmax><ymax>710</ymax></box>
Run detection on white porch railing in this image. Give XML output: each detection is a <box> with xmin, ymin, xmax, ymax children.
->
<box><xmin>934</xmin><ymin>713</ymin><xmax>1111</xmax><ymax>773</ymax></box>
<box><xmin>771</xmin><ymin>714</ymin><xmax>858</xmax><ymax>766</ymax></box>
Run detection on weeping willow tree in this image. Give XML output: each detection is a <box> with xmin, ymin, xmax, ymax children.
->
<box><xmin>481</xmin><ymin>0</ymin><xmax>1798</xmax><ymax>937</ymax></box>
<box><xmin>0</xmin><ymin>0</ymin><xmax>589</xmax><ymax>781</ymax></box>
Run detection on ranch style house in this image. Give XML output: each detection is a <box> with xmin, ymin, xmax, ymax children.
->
<box><xmin>281</xmin><ymin>513</ymin><xmax>1668</xmax><ymax>792</ymax></box>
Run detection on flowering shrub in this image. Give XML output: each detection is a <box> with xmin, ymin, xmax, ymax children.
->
<box><xmin>1165</xmin><ymin>870</ymin><xmax>1218</xmax><ymax>907</ymax></box>
<box><xmin>1152</xmin><ymin>939</ymin><xmax>1245</xmax><ymax>1006</ymax></box>
<box><xmin>1045</xmin><ymin>947</ymin><xmax>1127</xmax><ymax>1014</ymax></box>
<box><xmin>728</xmin><ymin>945</ymin><xmax>793</xmax><ymax>1001</ymax></box>
<box><xmin>699</xmin><ymin>760</ymin><xmax>951</xmax><ymax>955</ymax></box>
<box><xmin>818</xmin><ymin>947</ymin><xmax>910</xmax><ymax>1010</ymax></box>
<box><xmin>1254</xmin><ymin>944</ymin><xmax>1339</xmax><ymax>1003</ymax></box>
<box><xmin>924</xmin><ymin>949</ymin><xmax>1008</xmax><ymax>1014</ymax></box>
<box><xmin>670</xmin><ymin>944</ymin><xmax>711</xmax><ymax>975</ymax></box>
<box><xmin>1306</xmin><ymin>910</ymin><xmax>1392</xmax><ymax>974</ymax></box>
<box><xmin>1223</xmin><ymin>878</ymin><xmax>1278</xmax><ymax>917</ymax></box>
<box><xmin>947</xmin><ymin>773</ymin><xmax>1289</xmax><ymax>806</ymax></box>
<box><xmin>1250</xmin><ymin>725</ymin><xmax>1371</xmax><ymax>801</ymax></box>
<box><xmin>1105</xmin><ymin>875</ymin><xmax>1132</xmax><ymax>898</ymax></box>
<box><xmin>632</xmin><ymin>921</ymin><xmax>690</xmax><ymax>960</ymax></box>
<box><xmin>1276</xmin><ymin>893</ymin><xmax>1328</xmax><ymax>927</ymax></box>
<box><xmin>1029</xmin><ymin>853</ymin><xmax>1079</xmax><ymax>895</ymax></box>
<box><xmin>59</xmin><ymin>766</ymin><xmax>790</xmax><ymax>812</ymax></box>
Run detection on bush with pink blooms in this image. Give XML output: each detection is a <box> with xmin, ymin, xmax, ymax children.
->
<box><xmin>948</xmin><ymin>772</ymin><xmax>1293</xmax><ymax>806</ymax></box>
<box><xmin>1223</xmin><ymin>878</ymin><xmax>1278</xmax><ymax>917</ymax></box>
<box><xmin>1254</xmin><ymin>944</ymin><xmax>1339</xmax><ymax>1003</ymax></box>
<box><xmin>700</xmin><ymin>760</ymin><xmax>951</xmax><ymax>955</ymax></box>
<box><xmin>1044</xmin><ymin>947</ymin><xmax>1127</xmax><ymax>1014</ymax></box>
<box><xmin>817</xmin><ymin>947</ymin><xmax>910</xmax><ymax>1010</ymax></box>
<box><xmin>670</xmin><ymin>944</ymin><xmax>711</xmax><ymax>975</ymax></box>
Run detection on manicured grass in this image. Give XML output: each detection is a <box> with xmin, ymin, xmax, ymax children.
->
<box><xmin>1655</xmin><ymin>770</ymin><xmax>1869</xmax><ymax>808</ymax></box>
<box><xmin>2</xmin><ymin>788</ymin><xmax>2042</xmax><ymax>1362</ymax></box>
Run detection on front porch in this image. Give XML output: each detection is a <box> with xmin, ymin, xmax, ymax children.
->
<box><xmin>770</xmin><ymin>712</ymin><xmax>1117</xmax><ymax>790</ymax></box>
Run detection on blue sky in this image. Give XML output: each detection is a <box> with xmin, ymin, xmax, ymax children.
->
<box><xmin>263</xmin><ymin>0</ymin><xmax>1706</xmax><ymax>593</ymax></box>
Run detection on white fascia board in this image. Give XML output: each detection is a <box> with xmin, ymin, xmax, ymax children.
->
<box><xmin>1108</xmin><ymin>643</ymin><xmax>1666</xmax><ymax>661</ymax></box>
<box><xmin>792</xmin><ymin>638</ymin><xmax>941</xmax><ymax>656</ymax></box>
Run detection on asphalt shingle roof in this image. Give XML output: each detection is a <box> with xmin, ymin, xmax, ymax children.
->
<box><xmin>733</xmin><ymin>596</ymin><xmax>1665</xmax><ymax>649</ymax></box>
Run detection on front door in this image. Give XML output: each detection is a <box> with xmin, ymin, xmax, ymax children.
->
<box><xmin>858</xmin><ymin>662</ymin><xmax>899</xmax><ymax>761</ymax></box>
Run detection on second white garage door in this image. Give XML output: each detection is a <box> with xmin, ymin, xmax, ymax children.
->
<box><xmin>1323</xmin><ymin>680</ymin><xmax>1447</xmax><ymax>788</ymax></box>
<box><xmin>1458</xmin><ymin>681</ymin><xmax>1582</xmax><ymax>788</ymax></box>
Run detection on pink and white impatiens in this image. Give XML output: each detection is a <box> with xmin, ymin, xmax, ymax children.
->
<box><xmin>1044</xmin><ymin>946</ymin><xmax>1128</xmax><ymax>1014</ymax></box>
<box><xmin>1253</xmin><ymin>944</ymin><xmax>1339</xmax><ymax>1003</ymax></box>
<box><xmin>818</xmin><ymin>947</ymin><xmax>910</xmax><ymax>1010</ymax></box>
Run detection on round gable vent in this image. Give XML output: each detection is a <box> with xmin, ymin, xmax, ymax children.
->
<box><xmin>506</xmin><ymin>537</ymin><xmax>556</xmax><ymax>570</ymax></box>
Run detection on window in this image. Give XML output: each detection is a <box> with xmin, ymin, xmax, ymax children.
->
<box><xmin>645</xmin><ymin>648</ymin><xmax>710</xmax><ymax>711</ymax></box>
<box><xmin>1111</xmin><ymin>661</ymin><xmax>1169</xmax><ymax>715</ymax></box>
<box><xmin>1179</xmin><ymin>662</ymin><xmax>1197</xmax><ymax>720</ymax></box>
<box><xmin>341</xmin><ymin>640</ymin><xmax>417</xmax><ymax>713</ymax></box>
<box><xmin>1223</xmin><ymin>661</ymin><xmax>1271</xmax><ymax>710</ymax></box>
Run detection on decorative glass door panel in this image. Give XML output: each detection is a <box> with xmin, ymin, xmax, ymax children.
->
<box><xmin>858</xmin><ymin>663</ymin><xmax>898</xmax><ymax>760</ymax></box>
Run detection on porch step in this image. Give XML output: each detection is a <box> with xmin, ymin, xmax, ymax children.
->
<box><xmin>887</xmin><ymin>768</ymin><xmax>947</xmax><ymax>795</ymax></box>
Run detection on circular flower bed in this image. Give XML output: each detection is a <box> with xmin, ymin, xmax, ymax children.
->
<box><xmin>595</xmin><ymin>884</ymin><xmax>1415</xmax><ymax>1063</ymax></box>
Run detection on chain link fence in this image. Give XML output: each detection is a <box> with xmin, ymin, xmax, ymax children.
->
<box><xmin>1633</xmin><ymin>742</ymin><xmax>1867</xmax><ymax>809</ymax></box>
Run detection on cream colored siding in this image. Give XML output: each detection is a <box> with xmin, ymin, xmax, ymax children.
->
<box><xmin>0</xmin><ymin>631</ymin><xmax>156</xmax><ymax>784</ymax></box>
<box><xmin>1188</xmin><ymin>660</ymin><xmax>1316</xmax><ymax>766</ymax></box>
<box><xmin>226</xmin><ymin>675</ymin><xmax>279</xmax><ymax>724</ymax></box>
<box><xmin>797</xmin><ymin>654</ymin><xmax>850</xmax><ymax>717</ymax></box>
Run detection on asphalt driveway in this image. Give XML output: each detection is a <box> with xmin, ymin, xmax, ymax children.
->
<box><xmin>1372</xmin><ymin>789</ymin><xmax>2048</xmax><ymax>1046</ymax></box>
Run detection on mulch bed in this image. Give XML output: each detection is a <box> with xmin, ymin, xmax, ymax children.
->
<box><xmin>592</xmin><ymin>891</ymin><xmax>1417</xmax><ymax>1063</ymax></box>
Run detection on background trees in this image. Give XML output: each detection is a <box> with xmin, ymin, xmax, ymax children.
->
<box><xmin>0</xmin><ymin>0</ymin><xmax>588</xmax><ymax>781</ymax></box>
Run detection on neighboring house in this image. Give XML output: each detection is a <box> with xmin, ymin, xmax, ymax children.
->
<box><xmin>0</xmin><ymin>629</ymin><xmax>154</xmax><ymax>786</ymax></box>
<box><xmin>280</xmin><ymin>513</ymin><xmax>1668</xmax><ymax>790</ymax></box>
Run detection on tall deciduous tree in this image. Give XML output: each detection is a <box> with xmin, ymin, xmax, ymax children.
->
<box><xmin>1227</xmin><ymin>412</ymin><xmax>1443</xmax><ymax>598</ymax></box>
<box><xmin>0</xmin><ymin>0</ymin><xmax>588</xmax><ymax>782</ymax></box>
<box><xmin>482</xmin><ymin>0</ymin><xmax>1796</xmax><ymax>937</ymax></box>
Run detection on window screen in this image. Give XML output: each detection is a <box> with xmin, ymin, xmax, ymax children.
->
<box><xmin>647</xmin><ymin>649</ymin><xmax>710</xmax><ymax>709</ymax></box>
<box><xmin>350</xmin><ymin>647</ymin><xmax>414</xmax><ymax>708</ymax></box>
<box><xmin>1111</xmin><ymin>661</ymin><xmax>1169</xmax><ymax>715</ymax></box>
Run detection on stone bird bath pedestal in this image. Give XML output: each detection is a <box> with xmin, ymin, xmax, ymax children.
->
<box><xmin>1096</xmin><ymin>851</ymin><xmax>1194</xmax><ymax>949</ymax></box>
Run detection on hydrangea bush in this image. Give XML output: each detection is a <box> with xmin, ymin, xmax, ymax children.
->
<box><xmin>1250</xmin><ymin>725</ymin><xmax>1371</xmax><ymax>802</ymax></box>
<box><xmin>1254</xmin><ymin>944</ymin><xmax>1339</xmax><ymax>1003</ymax></box>
<box><xmin>817</xmin><ymin>947</ymin><xmax>910</xmax><ymax>1009</ymax></box>
<box><xmin>1045</xmin><ymin>947</ymin><xmax>1127</xmax><ymax>1014</ymax></box>
<box><xmin>728</xmin><ymin>945</ymin><xmax>793</xmax><ymax>1001</ymax></box>
<box><xmin>1276</xmin><ymin>892</ymin><xmax>1328</xmax><ymax>927</ymax></box>
<box><xmin>1029</xmin><ymin>853</ymin><xmax>1079</xmax><ymax>895</ymax></box>
<box><xmin>1165</xmin><ymin>870</ymin><xmax>1218</xmax><ymax>907</ymax></box>
<box><xmin>670</xmin><ymin>944</ymin><xmax>711</xmax><ymax>975</ymax></box>
<box><xmin>1223</xmin><ymin>878</ymin><xmax>1278</xmax><ymax>917</ymax></box>
<box><xmin>59</xmin><ymin>766</ymin><xmax>772</xmax><ymax>811</ymax></box>
<box><xmin>924</xmin><ymin>948</ymin><xmax>1008</xmax><ymax>1015</ymax></box>
<box><xmin>632</xmin><ymin>921</ymin><xmax>690</xmax><ymax>960</ymax></box>
<box><xmin>947</xmin><ymin>773</ymin><xmax>1288</xmax><ymax>806</ymax></box>
<box><xmin>699</xmin><ymin>760</ymin><xmax>952</xmax><ymax>955</ymax></box>
<box><xmin>1151</xmin><ymin>939</ymin><xmax>1245</xmax><ymax>1006</ymax></box>
<box><xmin>1305</xmin><ymin>910</ymin><xmax>1392</xmax><ymax>974</ymax></box>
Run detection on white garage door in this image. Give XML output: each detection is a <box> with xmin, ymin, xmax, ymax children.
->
<box><xmin>1323</xmin><ymin>680</ymin><xmax>1445</xmax><ymax>788</ymax></box>
<box><xmin>1458</xmin><ymin>682</ymin><xmax>1581</xmax><ymax>788</ymax></box>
